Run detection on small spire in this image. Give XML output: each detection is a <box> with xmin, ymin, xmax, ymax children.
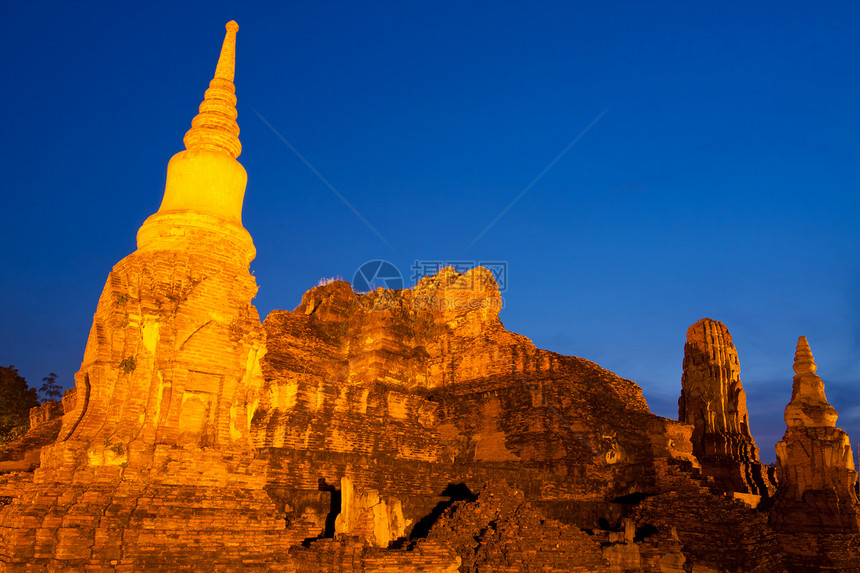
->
<box><xmin>793</xmin><ymin>336</ymin><xmax>817</xmax><ymax>375</ymax></box>
<box><xmin>183</xmin><ymin>21</ymin><xmax>242</xmax><ymax>159</ymax></box>
<box><xmin>215</xmin><ymin>20</ymin><xmax>240</xmax><ymax>82</ymax></box>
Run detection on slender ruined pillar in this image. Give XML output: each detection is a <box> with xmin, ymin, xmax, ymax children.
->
<box><xmin>772</xmin><ymin>337</ymin><xmax>860</xmax><ymax>532</ymax></box>
<box><xmin>679</xmin><ymin>318</ymin><xmax>774</xmax><ymax>495</ymax></box>
<box><xmin>0</xmin><ymin>22</ymin><xmax>291</xmax><ymax>569</ymax></box>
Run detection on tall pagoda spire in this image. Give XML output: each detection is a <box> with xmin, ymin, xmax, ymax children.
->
<box><xmin>137</xmin><ymin>20</ymin><xmax>254</xmax><ymax>262</ymax></box>
<box><xmin>784</xmin><ymin>336</ymin><xmax>837</xmax><ymax>428</ymax></box>
<box><xmin>774</xmin><ymin>336</ymin><xmax>860</xmax><ymax>533</ymax></box>
<box><xmin>792</xmin><ymin>336</ymin><xmax>817</xmax><ymax>375</ymax></box>
<box><xmin>183</xmin><ymin>21</ymin><xmax>241</xmax><ymax>159</ymax></box>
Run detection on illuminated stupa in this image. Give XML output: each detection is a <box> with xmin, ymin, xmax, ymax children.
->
<box><xmin>0</xmin><ymin>20</ymin><xmax>858</xmax><ymax>573</ymax></box>
<box><xmin>0</xmin><ymin>22</ymin><xmax>293</xmax><ymax>569</ymax></box>
<box><xmin>137</xmin><ymin>19</ymin><xmax>255</xmax><ymax>263</ymax></box>
<box><xmin>773</xmin><ymin>337</ymin><xmax>860</xmax><ymax>533</ymax></box>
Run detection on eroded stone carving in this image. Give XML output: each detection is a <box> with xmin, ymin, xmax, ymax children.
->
<box><xmin>773</xmin><ymin>337</ymin><xmax>860</xmax><ymax>533</ymax></box>
<box><xmin>334</xmin><ymin>475</ymin><xmax>408</xmax><ymax>547</ymax></box>
<box><xmin>679</xmin><ymin>318</ymin><xmax>774</xmax><ymax>495</ymax></box>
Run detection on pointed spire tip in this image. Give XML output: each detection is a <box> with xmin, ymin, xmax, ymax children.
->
<box><xmin>793</xmin><ymin>336</ymin><xmax>817</xmax><ymax>375</ymax></box>
<box><xmin>182</xmin><ymin>20</ymin><xmax>242</xmax><ymax>158</ymax></box>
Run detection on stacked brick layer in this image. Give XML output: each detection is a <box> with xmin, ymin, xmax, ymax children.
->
<box><xmin>0</xmin><ymin>224</ymin><xmax>276</xmax><ymax>570</ymax></box>
<box><xmin>2</xmin><ymin>268</ymin><xmax>859</xmax><ymax>570</ymax></box>
<box><xmin>255</xmin><ymin>273</ymin><xmax>698</xmax><ymax>517</ymax></box>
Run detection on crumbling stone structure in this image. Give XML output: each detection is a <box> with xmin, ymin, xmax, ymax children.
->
<box><xmin>426</xmin><ymin>481</ymin><xmax>612</xmax><ymax>572</ymax></box>
<box><xmin>678</xmin><ymin>318</ymin><xmax>775</xmax><ymax>496</ymax></box>
<box><xmin>0</xmin><ymin>21</ymin><xmax>293</xmax><ymax>570</ymax></box>
<box><xmin>0</xmin><ymin>402</ymin><xmax>62</xmax><ymax>473</ymax></box>
<box><xmin>0</xmin><ymin>20</ymin><xmax>858</xmax><ymax>573</ymax></box>
<box><xmin>773</xmin><ymin>336</ymin><xmax>860</xmax><ymax>533</ymax></box>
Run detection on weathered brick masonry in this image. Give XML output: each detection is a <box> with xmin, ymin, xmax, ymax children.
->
<box><xmin>0</xmin><ymin>20</ymin><xmax>858</xmax><ymax>573</ymax></box>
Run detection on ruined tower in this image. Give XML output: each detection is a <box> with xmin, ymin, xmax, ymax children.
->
<box><xmin>678</xmin><ymin>318</ymin><xmax>773</xmax><ymax>495</ymax></box>
<box><xmin>50</xmin><ymin>20</ymin><xmax>263</xmax><ymax>463</ymax></box>
<box><xmin>0</xmin><ymin>22</ymin><xmax>292</xmax><ymax>569</ymax></box>
<box><xmin>773</xmin><ymin>337</ymin><xmax>860</xmax><ymax>533</ymax></box>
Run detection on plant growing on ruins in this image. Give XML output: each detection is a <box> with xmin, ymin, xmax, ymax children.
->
<box><xmin>119</xmin><ymin>357</ymin><xmax>137</xmax><ymax>373</ymax></box>
<box><xmin>39</xmin><ymin>372</ymin><xmax>63</xmax><ymax>402</ymax></box>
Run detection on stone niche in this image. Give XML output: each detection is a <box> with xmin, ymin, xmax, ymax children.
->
<box><xmin>177</xmin><ymin>371</ymin><xmax>222</xmax><ymax>446</ymax></box>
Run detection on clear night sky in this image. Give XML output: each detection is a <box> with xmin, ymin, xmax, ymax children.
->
<box><xmin>2</xmin><ymin>2</ymin><xmax>859</xmax><ymax>463</ymax></box>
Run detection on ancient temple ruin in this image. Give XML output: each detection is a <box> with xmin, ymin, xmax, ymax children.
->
<box><xmin>0</xmin><ymin>21</ymin><xmax>858</xmax><ymax>573</ymax></box>
<box><xmin>773</xmin><ymin>337</ymin><xmax>860</xmax><ymax>533</ymax></box>
<box><xmin>678</xmin><ymin>318</ymin><xmax>775</xmax><ymax>496</ymax></box>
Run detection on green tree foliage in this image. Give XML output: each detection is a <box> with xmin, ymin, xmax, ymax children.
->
<box><xmin>0</xmin><ymin>366</ymin><xmax>39</xmax><ymax>445</ymax></box>
<box><xmin>39</xmin><ymin>372</ymin><xmax>63</xmax><ymax>402</ymax></box>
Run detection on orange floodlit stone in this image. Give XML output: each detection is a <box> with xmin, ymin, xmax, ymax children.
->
<box><xmin>678</xmin><ymin>318</ymin><xmax>775</xmax><ymax>496</ymax></box>
<box><xmin>0</xmin><ymin>20</ymin><xmax>858</xmax><ymax>573</ymax></box>
<box><xmin>773</xmin><ymin>337</ymin><xmax>860</xmax><ymax>536</ymax></box>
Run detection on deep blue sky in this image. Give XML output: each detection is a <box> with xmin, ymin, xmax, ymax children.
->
<box><xmin>2</xmin><ymin>2</ymin><xmax>859</xmax><ymax>463</ymax></box>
